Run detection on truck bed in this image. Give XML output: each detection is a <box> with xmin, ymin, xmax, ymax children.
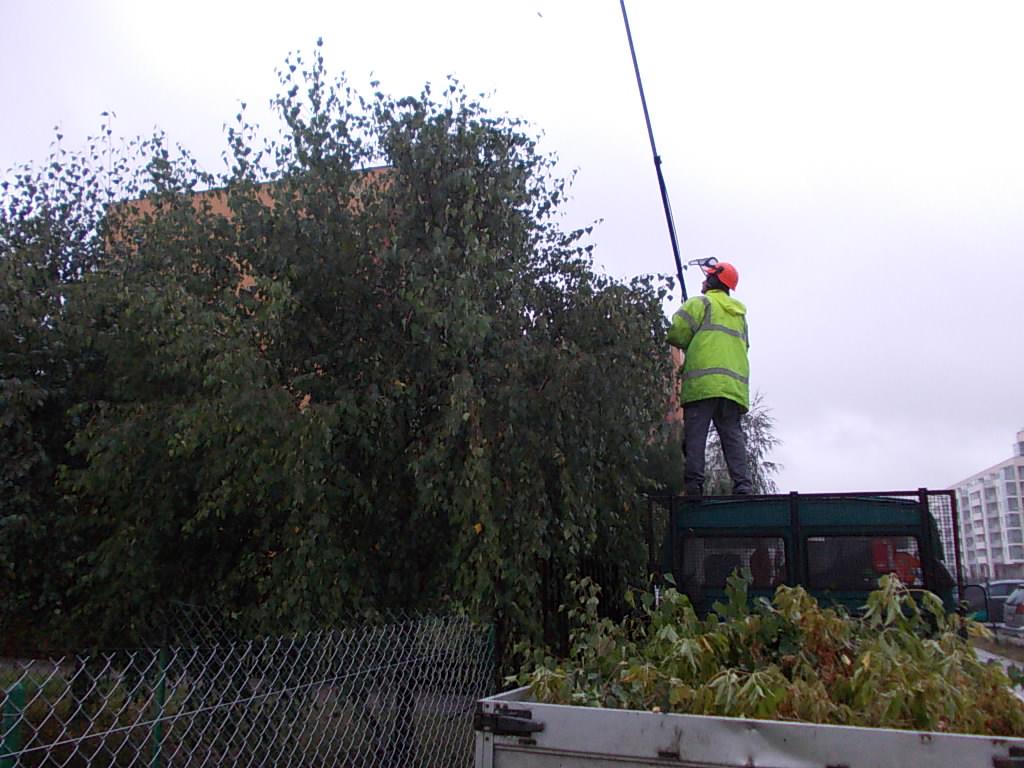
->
<box><xmin>475</xmin><ymin>686</ymin><xmax>1024</xmax><ymax>768</ymax></box>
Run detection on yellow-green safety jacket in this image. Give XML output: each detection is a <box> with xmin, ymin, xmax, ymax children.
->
<box><xmin>666</xmin><ymin>289</ymin><xmax>750</xmax><ymax>410</ymax></box>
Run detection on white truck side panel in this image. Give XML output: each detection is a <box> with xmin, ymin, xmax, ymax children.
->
<box><xmin>475</xmin><ymin>687</ymin><xmax>1024</xmax><ymax>768</ymax></box>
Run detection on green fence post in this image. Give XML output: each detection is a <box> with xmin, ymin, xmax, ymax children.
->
<box><xmin>150</xmin><ymin>648</ymin><xmax>168</xmax><ymax>768</ymax></box>
<box><xmin>1</xmin><ymin>682</ymin><xmax>25</xmax><ymax>768</ymax></box>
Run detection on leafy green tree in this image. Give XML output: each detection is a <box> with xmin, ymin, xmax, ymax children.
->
<box><xmin>1</xmin><ymin>43</ymin><xmax>673</xmax><ymax>655</ymax></box>
<box><xmin>638</xmin><ymin>420</ymin><xmax>685</xmax><ymax>498</ymax></box>
<box><xmin>0</xmin><ymin>134</ymin><xmax>116</xmax><ymax>646</ymax></box>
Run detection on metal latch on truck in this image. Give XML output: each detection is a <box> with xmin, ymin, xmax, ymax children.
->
<box><xmin>474</xmin><ymin>704</ymin><xmax>544</xmax><ymax>737</ymax></box>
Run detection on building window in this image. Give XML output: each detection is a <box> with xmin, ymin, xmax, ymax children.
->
<box><xmin>1010</xmin><ymin>498</ymin><xmax>1020</xmax><ymax>512</ymax></box>
<box><xmin>1005</xmin><ymin>467</ymin><xmax>1017</xmax><ymax>481</ymax></box>
<box><xmin>1011</xmin><ymin>546</ymin><xmax>1024</xmax><ymax>560</ymax></box>
<box><xmin>1010</xmin><ymin>531</ymin><xmax>1023</xmax><ymax>544</ymax></box>
<box><xmin>1007</xmin><ymin>482</ymin><xmax>1019</xmax><ymax>498</ymax></box>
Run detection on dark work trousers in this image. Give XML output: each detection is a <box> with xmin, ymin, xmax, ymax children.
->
<box><xmin>683</xmin><ymin>397</ymin><xmax>753</xmax><ymax>496</ymax></box>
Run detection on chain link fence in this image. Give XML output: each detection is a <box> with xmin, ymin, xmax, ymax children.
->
<box><xmin>0</xmin><ymin>614</ymin><xmax>494</xmax><ymax>767</ymax></box>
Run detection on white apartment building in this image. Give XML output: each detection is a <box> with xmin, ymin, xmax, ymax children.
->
<box><xmin>951</xmin><ymin>429</ymin><xmax>1024</xmax><ymax>581</ymax></box>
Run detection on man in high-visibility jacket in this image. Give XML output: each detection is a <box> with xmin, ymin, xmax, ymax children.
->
<box><xmin>666</xmin><ymin>261</ymin><xmax>753</xmax><ymax>496</ymax></box>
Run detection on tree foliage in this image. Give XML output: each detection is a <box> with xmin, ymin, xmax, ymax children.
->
<box><xmin>1</xmin><ymin>44</ymin><xmax>673</xmax><ymax>654</ymax></box>
<box><xmin>519</xmin><ymin>574</ymin><xmax>1024</xmax><ymax>736</ymax></box>
<box><xmin>0</xmin><ymin>129</ymin><xmax>114</xmax><ymax>643</ymax></box>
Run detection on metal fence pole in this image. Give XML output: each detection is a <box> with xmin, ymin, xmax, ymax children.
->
<box><xmin>150</xmin><ymin>647</ymin><xmax>168</xmax><ymax>768</ymax></box>
<box><xmin>1</xmin><ymin>683</ymin><xmax>25</xmax><ymax>768</ymax></box>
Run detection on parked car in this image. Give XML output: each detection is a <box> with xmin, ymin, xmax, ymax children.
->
<box><xmin>986</xmin><ymin>579</ymin><xmax>1024</xmax><ymax>624</ymax></box>
<box><xmin>1003</xmin><ymin>587</ymin><xmax>1024</xmax><ymax>629</ymax></box>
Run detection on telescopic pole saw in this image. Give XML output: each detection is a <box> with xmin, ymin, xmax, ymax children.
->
<box><xmin>619</xmin><ymin>0</ymin><xmax>688</xmax><ymax>302</ymax></box>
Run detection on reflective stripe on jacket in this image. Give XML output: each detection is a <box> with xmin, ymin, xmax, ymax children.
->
<box><xmin>666</xmin><ymin>289</ymin><xmax>750</xmax><ymax>410</ymax></box>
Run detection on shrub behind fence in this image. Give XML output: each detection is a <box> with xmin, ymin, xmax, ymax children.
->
<box><xmin>0</xmin><ymin>615</ymin><xmax>494</xmax><ymax>767</ymax></box>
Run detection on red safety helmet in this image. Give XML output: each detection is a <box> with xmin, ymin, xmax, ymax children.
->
<box><xmin>702</xmin><ymin>261</ymin><xmax>739</xmax><ymax>290</ymax></box>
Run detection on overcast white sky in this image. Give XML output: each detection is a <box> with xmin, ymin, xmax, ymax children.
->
<box><xmin>2</xmin><ymin>0</ymin><xmax>1022</xmax><ymax>492</ymax></box>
